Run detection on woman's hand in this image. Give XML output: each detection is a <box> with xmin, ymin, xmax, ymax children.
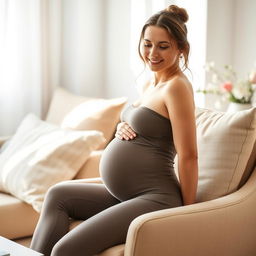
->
<box><xmin>115</xmin><ymin>122</ymin><xmax>137</xmax><ymax>140</ymax></box>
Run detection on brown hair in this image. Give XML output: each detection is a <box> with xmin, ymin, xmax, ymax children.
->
<box><xmin>138</xmin><ymin>5</ymin><xmax>190</xmax><ymax>70</ymax></box>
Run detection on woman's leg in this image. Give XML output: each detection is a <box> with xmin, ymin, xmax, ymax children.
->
<box><xmin>30</xmin><ymin>182</ymin><xmax>120</xmax><ymax>256</ymax></box>
<box><xmin>51</xmin><ymin>195</ymin><xmax>181</xmax><ymax>256</ymax></box>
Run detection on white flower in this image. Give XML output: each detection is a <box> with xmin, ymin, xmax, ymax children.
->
<box><xmin>232</xmin><ymin>87</ymin><xmax>244</xmax><ymax>100</ymax></box>
<box><xmin>205</xmin><ymin>61</ymin><xmax>215</xmax><ymax>72</ymax></box>
<box><xmin>211</xmin><ymin>74</ymin><xmax>219</xmax><ymax>84</ymax></box>
<box><xmin>232</xmin><ymin>85</ymin><xmax>251</xmax><ymax>101</ymax></box>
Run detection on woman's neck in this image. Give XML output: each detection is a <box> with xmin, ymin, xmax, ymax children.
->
<box><xmin>153</xmin><ymin>66</ymin><xmax>182</xmax><ymax>86</ymax></box>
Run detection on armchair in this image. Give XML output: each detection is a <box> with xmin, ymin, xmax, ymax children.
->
<box><xmin>0</xmin><ymin>87</ymin><xmax>255</xmax><ymax>256</ymax></box>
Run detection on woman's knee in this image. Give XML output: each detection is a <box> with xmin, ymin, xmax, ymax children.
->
<box><xmin>43</xmin><ymin>183</ymin><xmax>68</xmax><ymax>209</ymax></box>
<box><xmin>51</xmin><ymin>238</ymin><xmax>79</xmax><ymax>256</ymax></box>
<box><xmin>51</xmin><ymin>241</ymin><xmax>66</xmax><ymax>256</ymax></box>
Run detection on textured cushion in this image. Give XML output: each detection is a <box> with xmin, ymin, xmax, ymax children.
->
<box><xmin>46</xmin><ymin>87</ymin><xmax>127</xmax><ymax>149</ymax></box>
<box><xmin>195</xmin><ymin>107</ymin><xmax>256</xmax><ymax>202</ymax></box>
<box><xmin>0</xmin><ymin>114</ymin><xmax>105</xmax><ymax>212</ymax></box>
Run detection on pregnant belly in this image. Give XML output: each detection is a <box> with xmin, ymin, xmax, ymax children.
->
<box><xmin>99</xmin><ymin>138</ymin><xmax>176</xmax><ymax>201</ymax></box>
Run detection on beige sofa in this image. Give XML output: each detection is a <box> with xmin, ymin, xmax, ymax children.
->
<box><xmin>0</xmin><ymin>87</ymin><xmax>255</xmax><ymax>256</ymax></box>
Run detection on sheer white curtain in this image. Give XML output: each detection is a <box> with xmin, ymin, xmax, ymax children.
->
<box><xmin>0</xmin><ymin>0</ymin><xmax>61</xmax><ymax>136</ymax></box>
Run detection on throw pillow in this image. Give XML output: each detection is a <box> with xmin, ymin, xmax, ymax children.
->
<box><xmin>46</xmin><ymin>87</ymin><xmax>127</xmax><ymax>149</ymax></box>
<box><xmin>195</xmin><ymin>107</ymin><xmax>256</xmax><ymax>202</ymax></box>
<box><xmin>0</xmin><ymin>114</ymin><xmax>105</xmax><ymax>212</ymax></box>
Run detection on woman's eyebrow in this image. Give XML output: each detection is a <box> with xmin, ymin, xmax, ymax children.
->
<box><xmin>144</xmin><ymin>39</ymin><xmax>171</xmax><ymax>44</ymax></box>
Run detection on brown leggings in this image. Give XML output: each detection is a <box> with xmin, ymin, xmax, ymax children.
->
<box><xmin>30</xmin><ymin>182</ymin><xmax>182</xmax><ymax>256</ymax></box>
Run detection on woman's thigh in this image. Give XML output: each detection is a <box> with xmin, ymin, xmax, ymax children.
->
<box><xmin>51</xmin><ymin>196</ymin><xmax>173</xmax><ymax>256</ymax></box>
<box><xmin>43</xmin><ymin>182</ymin><xmax>121</xmax><ymax>220</ymax></box>
<box><xmin>31</xmin><ymin>182</ymin><xmax>120</xmax><ymax>256</ymax></box>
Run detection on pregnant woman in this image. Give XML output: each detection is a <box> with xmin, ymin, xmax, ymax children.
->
<box><xmin>31</xmin><ymin>5</ymin><xmax>198</xmax><ymax>256</ymax></box>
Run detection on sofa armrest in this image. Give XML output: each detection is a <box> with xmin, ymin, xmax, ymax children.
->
<box><xmin>125</xmin><ymin>167</ymin><xmax>256</xmax><ymax>256</ymax></box>
<box><xmin>0</xmin><ymin>135</ymin><xmax>11</xmax><ymax>147</ymax></box>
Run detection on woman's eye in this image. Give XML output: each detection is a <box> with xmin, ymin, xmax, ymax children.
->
<box><xmin>160</xmin><ymin>46</ymin><xmax>169</xmax><ymax>49</ymax></box>
<box><xmin>144</xmin><ymin>44</ymin><xmax>151</xmax><ymax>47</ymax></box>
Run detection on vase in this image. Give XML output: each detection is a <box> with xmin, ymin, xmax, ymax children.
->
<box><xmin>227</xmin><ymin>102</ymin><xmax>252</xmax><ymax>112</ymax></box>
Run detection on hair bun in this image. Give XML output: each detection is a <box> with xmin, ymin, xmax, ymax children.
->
<box><xmin>166</xmin><ymin>5</ymin><xmax>189</xmax><ymax>23</ymax></box>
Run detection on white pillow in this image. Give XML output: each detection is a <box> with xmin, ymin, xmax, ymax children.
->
<box><xmin>0</xmin><ymin>114</ymin><xmax>105</xmax><ymax>212</ymax></box>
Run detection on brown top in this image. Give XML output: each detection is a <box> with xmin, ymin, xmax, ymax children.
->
<box><xmin>99</xmin><ymin>104</ymin><xmax>181</xmax><ymax>205</ymax></box>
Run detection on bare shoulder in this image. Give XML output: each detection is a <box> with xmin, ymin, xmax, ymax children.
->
<box><xmin>163</xmin><ymin>75</ymin><xmax>195</xmax><ymax>110</ymax></box>
<box><xmin>164</xmin><ymin>75</ymin><xmax>194</xmax><ymax>97</ymax></box>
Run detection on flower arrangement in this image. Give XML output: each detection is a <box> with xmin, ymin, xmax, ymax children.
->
<box><xmin>198</xmin><ymin>62</ymin><xmax>256</xmax><ymax>104</ymax></box>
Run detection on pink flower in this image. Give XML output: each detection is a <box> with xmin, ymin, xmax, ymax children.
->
<box><xmin>249</xmin><ymin>71</ymin><xmax>256</xmax><ymax>84</ymax></box>
<box><xmin>221</xmin><ymin>82</ymin><xmax>233</xmax><ymax>92</ymax></box>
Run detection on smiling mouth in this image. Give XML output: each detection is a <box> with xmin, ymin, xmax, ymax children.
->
<box><xmin>148</xmin><ymin>59</ymin><xmax>163</xmax><ymax>65</ymax></box>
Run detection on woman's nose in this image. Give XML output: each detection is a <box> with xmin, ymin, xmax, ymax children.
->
<box><xmin>149</xmin><ymin>46</ymin><xmax>159</xmax><ymax>58</ymax></box>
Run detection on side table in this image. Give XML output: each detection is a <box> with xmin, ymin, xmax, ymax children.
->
<box><xmin>0</xmin><ymin>236</ymin><xmax>43</xmax><ymax>256</ymax></box>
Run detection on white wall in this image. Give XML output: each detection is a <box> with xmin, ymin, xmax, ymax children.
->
<box><xmin>206</xmin><ymin>0</ymin><xmax>256</xmax><ymax>74</ymax></box>
<box><xmin>204</xmin><ymin>0</ymin><xmax>233</xmax><ymax>109</ymax></box>
<box><xmin>205</xmin><ymin>0</ymin><xmax>256</xmax><ymax>109</ymax></box>
<box><xmin>206</xmin><ymin>0</ymin><xmax>234</xmax><ymax>66</ymax></box>
<box><xmin>233</xmin><ymin>0</ymin><xmax>256</xmax><ymax>77</ymax></box>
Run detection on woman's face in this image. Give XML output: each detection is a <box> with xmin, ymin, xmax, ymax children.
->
<box><xmin>141</xmin><ymin>25</ymin><xmax>180</xmax><ymax>73</ymax></box>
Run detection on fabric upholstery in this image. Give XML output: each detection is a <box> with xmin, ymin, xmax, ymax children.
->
<box><xmin>46</xmin><ymin>87</ymin><xmax>127</xmax><ymax>149</ymax></box>
<box><xmin>195</xmin><ymin>107</ymin><xmax>256</xmax><ymax>202</ymax></box>
<box><xmin>0</xmin><ymin>114</ymin><xmax>105</xmax><ymax>212</ymax></box>
<box><xmin>125</xmin><ymin>167</ymin><xmax>256</xmax><ymax>256</ymax></box>
<box><xmin>0</xmin><ymin>193</ymin><xmax>39</xmax><ymax>239</ymax></box>
<box><xmin>238</xmin><ymin>141</ymin><xmax>256</xmax><ymax>188</ymax></box>
<box><xmin>75</xmin><ymin>150</ymin><xmax>103</xmax><ymax>179</ymax></box>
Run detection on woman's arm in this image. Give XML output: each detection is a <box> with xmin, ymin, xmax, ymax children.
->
<box><xmin>164</xmin><ymin>78</ymin><xmax>198</xmax><ymax>205</ymax></box>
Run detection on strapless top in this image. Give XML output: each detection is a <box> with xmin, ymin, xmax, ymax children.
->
<box><xmin>99</xmin><ymin>104</ymin><xmax>179</xmax><ymax>201</ymax></box>
<box><xmin>120</xmin><ymin>104</ymin><xmax>176</xmax><ymax>158</ymax></box>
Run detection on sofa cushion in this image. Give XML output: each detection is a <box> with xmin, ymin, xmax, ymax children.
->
<box><xmin>0</xmin><ymin>114</ymin><xmax>105</xmax><ymax>212</ymax></box>
<box><xmin>46</xmin><ymin>87</ymin><xmax>127</xmax><ymax>149</ymax></box>
<box><xmin>0</xmin><ymin>192</ymin><xmax>39</xmax><ymax>239</ymax></box>
<box><xmin>97</xmin><ymin>244</ymin><xmax>125</xmax><ymax>256</ymax></box>
<box><xmin>75</xmin><ymin>150</ymin><xmax>103</xmax><ymax>179</ymax></box>
<box><xmin>195</xmin><ymin>107</ymin><xmax>256</xmax><ymax>202</ymax></box>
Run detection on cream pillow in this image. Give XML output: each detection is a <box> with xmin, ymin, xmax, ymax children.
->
<box><xmin>0</xmin><ymin>114</ymin><xmax>105</xmax><ymax>212</ymax></box>
<box><xmin>46</xmin><ymin>87</ymin><xmax>127</xmax><ymax>149</ymax></box>
<box><xmin>195</xmin><ymin>107</ymin><xmax>256</xmax><ymax>202</ymax></box>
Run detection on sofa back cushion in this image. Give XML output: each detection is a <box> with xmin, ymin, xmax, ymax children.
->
<box><xmin>46</xmin><ymin>87</ymin><xmax>127</xmax><ymax>149</ymax></box>
<box><xmin>195</xmin><ymin>107</ymin><xmax>256</xmax><ymax>202</ymax></box>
